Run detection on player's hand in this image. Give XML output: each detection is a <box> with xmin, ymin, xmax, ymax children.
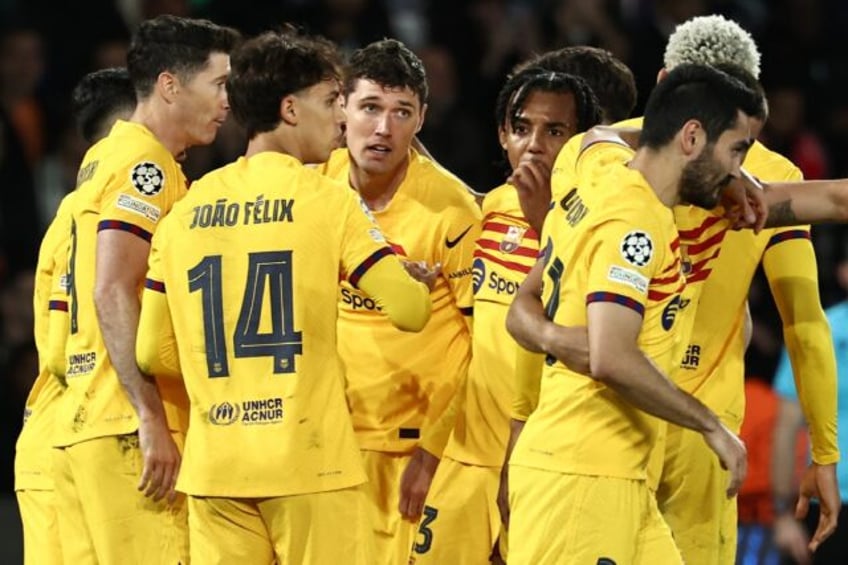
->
<box><xmin>702</xmin><ymin>423</ymin><xmax>747</xmax><ymax>497</ymax></box>
<box><xmin>796</xmin><ymin>463</ymin><xmax>840</xmax><ymax>552</ymax></box>
<box><xmin>399</xmin><ymin>447</ymin><xmax>440</xmax><ymax>521</ymax></box>
<box><xmin>722</xmin><ymin>170</ymin><xmax>767</xmax><ymax>233</ymax></box>
<box><xmin>541</xmin><ymin>323</ymin><xmax>589</xmax><ymax>375</ymax></box>
<box><xmin>773</xmin><ymin>513</ymin><xmax>811</xmax><ymax>564</ymax></box>
<box><xmin>509</xmin><ymin>155</ymin><xmax>552</xmax><ymax>235</ymax></box>
<box><xmin>497</xmin><ymin>460</ymin><xmax>510</xmax><ymax>528</ymax></box>
<box><xmin>137</xmin><ymin>415</ymin><xmax>181</xmax><ymax>503</ymax></box>
<box><xmin>403</xmin><ymin>260</ymin><xmax>441</xmax><ymax>290</ymax></box>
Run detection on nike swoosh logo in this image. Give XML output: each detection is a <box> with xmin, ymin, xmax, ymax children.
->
<box><xmin>445</xmin><ymin>225</ymin><xmax>473</xmax><ymax>248</ymax></box>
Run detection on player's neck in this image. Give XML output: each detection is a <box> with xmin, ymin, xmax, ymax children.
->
<box><xmin>348</xmin><ymin>154</ymin><xmax>410</xmax><ymax>212</ymax></box>
<box><xmin>130</xmin><ymin>101</ymin><xmax>188</xmax><ymax>158</ymax></box>
<box><xmin>629</xmin><ymin>147</ymin><xmax>682</xmax><ymax>208</ymax></box>
<box><xmin>245</xmin><ymin>133</ymin><xmax>298</xmax><ymax>161</ymax></box>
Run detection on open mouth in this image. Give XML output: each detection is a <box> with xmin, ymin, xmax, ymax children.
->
<box><xmin>366</xmin><ymin>144</ymin><xmax>392</xmax><ymax>155</ymax></box>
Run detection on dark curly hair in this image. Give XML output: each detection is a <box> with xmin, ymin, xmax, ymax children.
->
<box><xmin>227</xmin><ymin>28</ymin><xmax>342</xmax><ymax>138</ymax></box>
<box><xmin>495</xmin><ymin>66</ymin><xmax>603</xmax><ymax>136</ymax></box>
<box><xmin>344</xmin><ymin>39</ymin><xmax>428</xmax><ymax>104</ymax></box>
<box><xmin>515</xmin><ymin>46</ymin><xmax>636</xmax><ymax>123</ymax></box>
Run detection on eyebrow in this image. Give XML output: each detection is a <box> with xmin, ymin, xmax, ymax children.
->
<box><xmin>733</xmin><ymin>139</ymin><xmax>754</xmax><ymax>151</ymax></box>
<box><xmin>513</xmin><ymin>116</ymin><xmax>571</xmax><ymax>128</ymax></box>
<box><xmin>358</xmin><ymin>95</ymin><xmax>416</xmax><ymax>108</ymax></box>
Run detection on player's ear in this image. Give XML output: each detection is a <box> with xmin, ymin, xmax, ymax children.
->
<box><xmin>158</xmin><ymin>71</ymin><xmax>179</xmax><ymax>103</ymax></box>
<box><xmin>656</xmin><ymin>67</ymin><xmax>669</xmax><ymax>85</ymax></box>
<box><xmin>498</xmin><ymin>126</ymin><xmax>508</xmax><ymax>150</ymax></box>
<box><xmin>679</xmin><ymin>119</ymin><xmax>705</xmax><ymax>157</ymax></box>
<box><xmin>281</xmin><ymin>94</ymin><xmax>298</xmax><ymax>126</ymax></box>
<box><xmin>415</xmin><ymin>102</ymin><xmax>428</xmax><ymax>134</ymax></box>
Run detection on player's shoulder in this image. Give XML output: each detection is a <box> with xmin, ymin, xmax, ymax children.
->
<box><xmin>553</xmin><ymin>133</ymin><xmax>583</xmax><ymax>171</ymax></box>
<box><xmin>317</xmin><ymin>147</ymin><xmax>351</xmax><ymax>180</ymax></box>
<box><xmin>101</xmin><ymin>121</ymin><xmax>176</xmax><ymax>165</ymax></box>
<box><xmin>744</xmin><ymin>141</ymin><xmax>802</xmax><ymax>181</ymax></box>
<box><xmin>407</xmin><ymin>150</ymin><xmax>480</xmax><ymax>216</ymax></box>
<box><xmin>481</xmin><ymin>183</ymin><xmax>517</xmax><ymax>214</ymax></box>
<box><xmin>595</xmin><ymin>167</ymin><xmax>670</xmax><ymax>229</ymax></box>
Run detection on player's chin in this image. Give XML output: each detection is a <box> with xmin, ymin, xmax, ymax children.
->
<box><xmin>195</xmin><ymin>128</ymin><xmax>219</xmax><ymax>147</ymax></box>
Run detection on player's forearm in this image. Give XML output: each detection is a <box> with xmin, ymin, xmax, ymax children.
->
<box><xmin>95</xmin><ymin>282</ymin><xmax>166</xmax><ymax>420</ymax></box>
<box><xmin>505</xmin><ymin>291</ymin><xmax>549</xmax><ymax>353</ymax></box>
<box><xmin>764</xmin><ymin>179</ymin><xmax>848</xmax><ymax>227</ymax></box>
<box><xmin>592</xmin><ymin>349</ymin><xmax>719</xmax><ymax>434</ymax></box>
<box><xmin>511</xmin><ymin>346</ymin><xmax>544</xmax><ymax>420</ymax></box>
<box><xmin>358</xmin><ymin>257</ymin><xmax>432</xmax><ymax>332</ymax></box>
<box><xmin>772</xmin><ymin>398</ymin><xmax>805</xmax><ymax>507</ymax></box>
<box><xmin>784</xmin><ymin>320</ymin><xmax>840</xmax><ymax>464</ymax></box>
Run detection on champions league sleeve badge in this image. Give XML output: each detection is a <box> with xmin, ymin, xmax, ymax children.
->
<box><xmin>620</xmin><ymin>230</ymin><xmax>653</xmax><ymax>267</ymax></box>
<box><xmin>130</xmin><ymin>162</ymin><xmax>165</xmax><ymax>196</ymax></box>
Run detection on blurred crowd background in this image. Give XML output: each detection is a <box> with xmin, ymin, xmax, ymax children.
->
<box><xmin>0</xmin><ymin>0</ymin><xmax>846</xmax><ymax>558</ymax></box>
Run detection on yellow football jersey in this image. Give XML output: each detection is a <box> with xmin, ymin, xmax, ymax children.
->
<box><xmin>142</xmin><ymin>152</ymin><xmax>402</xmax><ymax>497</ymax></box>
<box><xmin>321</xmin><ymin>148</ymin><xmax>481</xmax><ymax>453</ymax></box>
<box><xmin>15</xmin><ymin>193</ymin><xmax>75</xmax><ymax>491</ymax></box>
<box><xmin>678</xmin><ymin>144</ymin><xmax>829</xmax><ymax>429</ymax></box>
<box><xmin>442</xmin><ymin>184</ymin><xmax>538</xmax><ymax>466</ymax></box>
<box><xmin>512</xmin><ymin>146</ymin><xmax>686</xmax><ymax>480</ymax></box>
<box><xmin>55</xmin><ymin>120</ymin><xmax>189</xmax><ymax>446</ymax></box>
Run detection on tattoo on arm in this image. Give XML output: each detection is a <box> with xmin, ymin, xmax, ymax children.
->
<box><xmin>767</xmin><ymin>199</ymin><xmax>797</xmax><ymax>228</ymax></box>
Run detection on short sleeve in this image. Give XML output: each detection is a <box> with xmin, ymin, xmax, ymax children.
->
<box><xmin>584</xmin><ymin>214</ymin><xmax>665</xmax><ymax>316</ymax></box>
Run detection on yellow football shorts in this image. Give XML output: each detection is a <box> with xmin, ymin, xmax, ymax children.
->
<box><xmin>508</xmin><ymin>466</ymin><xmax>683</xmax><ymax>565</ymax></box>
<box><xmin>361</xmin><ymin>449</ymin><xmax>419</xmax><ymax>565</ymax></box>
<box><xmin>656</xmin><ymin>424</ymin><xmax>738</xmax><ymax>565</ymax></box>
<box><xmin>16</xmin><ymin>489</ymin><xmax>62</xmax><ymax>565</ymax></box>
<box><xmin>53</xmin><ymin>433</ymin><xmax>188</xmax><ymax>565</ymax></box>
<box><xmin>409</xmin><ymin>456</ymin><xmax>500</xmax><ymax>564</ymax></box>
<box><xmin>188</xmin><ymin>484</ymin><xmax>374</xmax><ymax>564</ymax></box>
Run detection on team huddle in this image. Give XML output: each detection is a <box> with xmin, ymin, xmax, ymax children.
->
<box><xmin>13</xmin><ymin>11</ymin><xmax>845</xmax><ymax>565</ymax></box>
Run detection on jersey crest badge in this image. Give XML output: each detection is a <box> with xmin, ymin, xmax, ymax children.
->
<box><xmin>620</xmin><ymin>230</ymin><xmax>653</xmax><ymax>267</ymax></box>
<box><xmin>130</xmin><ymin>162</ymin><xmax>165</xmax><ymax>196</ymax></box>
<box><xmin>500</xmin><ymin>225</ymin><xmax>527</xmax><ymax>254</ymax></box>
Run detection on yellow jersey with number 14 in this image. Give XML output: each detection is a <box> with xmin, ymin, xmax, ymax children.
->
<box><xmin>142</xmin><ymin>152</ymin><xmax>405</xmax><ymax>497</ymax></box>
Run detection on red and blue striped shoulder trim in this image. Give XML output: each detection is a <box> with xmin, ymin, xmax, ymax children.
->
<box><xmin>766</xmin><ymin>229</ymin><xmax>810</xmax><ymax>250</ymax></box>
<box><xmin>97</xmin><ymin>220</ymin><xmax>152</xmax><ymax>242</ymax></box>
<box><xmin>144</xmin><ymin>278</ymin><xmax>166</xmax><ymax>293</ymax></box>
<box><xmin>349</xmin><ymin>247</ymin><xmax>395</xmax><ymax>288</ymax></box>
<box><xmin>586</xmin><ymin>291</ymin><xmax>645</xmax><ymax>316</ymax></box>
<box><xmin>48</xmin><ymin>300</ymin><xmax>68</xmax><ymax>312</ymax></box>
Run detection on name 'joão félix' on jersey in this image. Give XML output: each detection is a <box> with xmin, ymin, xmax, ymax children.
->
<box><xmin>189</xmin><ymin>195</ymin><xmax>294</xmax><ymax>229</ymax></box>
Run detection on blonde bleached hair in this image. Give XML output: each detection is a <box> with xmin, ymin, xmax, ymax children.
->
<box><xmin>664</xmin><ymin>15</ymin><xmax>761</xmax><ymax>79</ymax></box>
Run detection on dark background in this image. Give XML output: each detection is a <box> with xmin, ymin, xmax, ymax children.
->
<box><xmin>0</xmin><ymin>0</ymin><xmax>846</xmax><ymax>560</ymax></box>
